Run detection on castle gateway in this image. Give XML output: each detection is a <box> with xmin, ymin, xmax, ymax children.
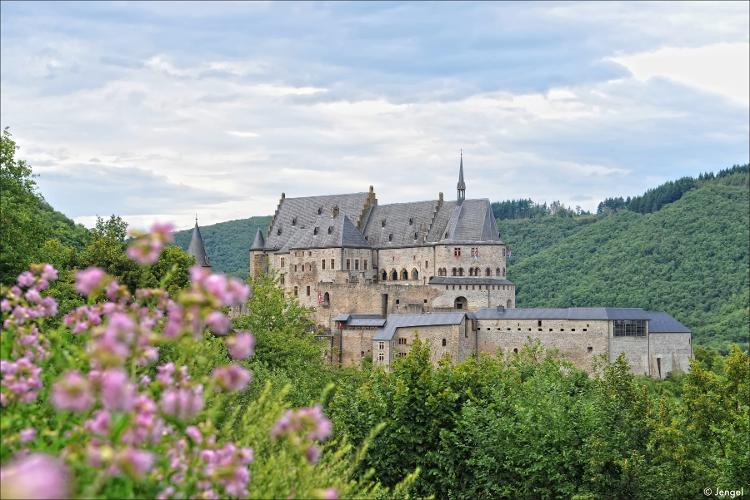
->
<box><xmin>246</xmin><ymin>156</ymin><xmax>691</xmax><ymax>377</ymax></box>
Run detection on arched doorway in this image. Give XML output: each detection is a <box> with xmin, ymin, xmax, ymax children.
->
<box><xmin>454</xmin><ymin>296</ymin><xmax>468</xmax><ymax>310</ymax></box>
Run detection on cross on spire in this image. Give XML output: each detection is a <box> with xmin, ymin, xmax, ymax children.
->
<box><xmin>457</xmin><ymin>149</ymin><xmax>466</xmax><ymax>204</ymax></box>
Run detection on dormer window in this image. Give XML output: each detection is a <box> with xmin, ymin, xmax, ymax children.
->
<box><xmin>317</xmin><ymin>207</ymin><xmax>323</xmax><ymax>215</ymax></box>
<box><xmin>408</xmin><ymin>217</ymin><xmax>413</xmax><ymax>225</ymax></box>
<box><xmin>332</xmin><ymin>205</ymin><xmax>339</xmax><ymax>218</ymax></box>
<box><xmin>277</xmin><ymin>227</ymin><xmax>282</xmax><ymax>235</ymax></box>
<box><xmin>328</xmin><ymin>226</ymin><xmax>333</xmax><ymax>234</ymax></box>
<box><xmin>388</xmin><ymin>234</ymin><xmax>393</xmax><ymax>241</ymax></box>
<box><xmin>291</xmin><ymin>217</ymin><xmax>297</xmax><ymax>226</ymax></box>
<box><xmin>313</xmin><ymin>227</ymin><xmax>319</xmax><ymax>235</ymax></box>
<box><xmin>414</xmin><ymin>232</ymin><xmax>418</xmax><ymax>239</ymax></box>
<box><xmin>381</xmin><ymin>219</ymin><xmax>386</xmax><ymax>228</ymax></box>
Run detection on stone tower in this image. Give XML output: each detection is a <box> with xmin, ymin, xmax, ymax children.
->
<box><xmin>249</xmin><ymin>228</ymin><xmax>267</xmax><ymax>279</ymax></box>
<box><xmin>457</xmin><ymin>150</ymin><xmax>466</xmax><ymax>204</ymax></box>
<box><xmin>187</xmin><ymin>217</ymin><xmax>212</xmax><ymax>270</ymax></box>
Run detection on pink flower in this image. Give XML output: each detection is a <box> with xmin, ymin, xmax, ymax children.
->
<box><xmin>186</xmin><ymin>426</ymin><xmax>202</xmax><ymax>444</ymax></box>
<box><xmin>75</xmin><ymin>267</ymin><xmax>106</xmax><ymax>296</ymax></box>
<box><xmin>51</xmin><ymin>370</ymin><xmax>94</xmax><ymax>412</ymax></box>
<box><xmin>226</xmin><ymin>333</ymin><xmax>255</xmax><ymax>360</ymax></box>
<box><xmin>271</xmin><ymin>405</ymin><xmax>332</xmax><ymax>442</ymax></box>
<box><xmin>17</xmin><ymin>272</ymin><xmax>35</xmax><ymax>288</ymax></box>
<box><xmin>156</xmin><ymin>362</ymin><xmax>175</xmax><ymax>385</ymax></box>
<box><xmin>19</xmin><ymin>428</ymin><xmax>36</xmax><ymax>444</ymax></box>
<box><xmin>41</xmin><ymin>264</ymin><xmax>58</xmax><ymax>282</ymax></box>
<box><xmin>212</xmin><ymin>365</ymin><xmax>251</xmax><ymax>392</ymax></box>
<box><xmin>85</xmin><ymin>410</ymin><xmax>111</xmax><ymax>435</ymax></box>
<box><xmin>206</xmin><ymin>311</ymin><xmax>230</xmax><ymax>335</ymax></box>
<box><xmin>117</xmin><ymin>448</ymin><xmax>154</xmax><ymax>479</ymax></box>
<box><xmin>321</xmin><ymin>488</ymin><xmax>338</xmax><ymax>500</ymax></box>
<box><xmin>100</xmin><ymin>369</ymin><xmax>136</xmax><ymax>412</ymax></box>
<box><xmin>306</xmin><ymin>445</ymin><xmax>321</xmax><ymax>464</ymax></box>
<box><xmin>160</xmin><ymin>385</ymin><xmax>204</xmax><ymax>422</ymax></box>
<box><xmin>0</xmin><ymin>453</ymin><xmax>70</xmax><ymax>499</ymax></box>
<box><xmin>127</xmin><ymin>222</ymin><xmax>174</xmax><ymax>265</ymax></box>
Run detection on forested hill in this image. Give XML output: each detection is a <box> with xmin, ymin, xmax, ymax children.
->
<box><xmin>500</xmin><ymin>170</ymin><xmax>749</xmax><ymax>352</ymax></box>
<box><xmin>174</xmin><ymin>216</ymin><xmax>271</xmax><ymax>279</ymax></box>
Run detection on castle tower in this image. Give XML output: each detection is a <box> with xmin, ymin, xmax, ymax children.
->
<box><xmin>457</xmin><ymin>150</ymin><xmax>466</xmax><ymax>204</ymax></box>
<box><xmin>249</xmin><ymin>228</ymin><xmax>268</xmax><ymax>279</ymax></box>
<box><xmin>187</xmin><ymin>217</ymin><xmax>212</xmax><ymax>270</ymax></box>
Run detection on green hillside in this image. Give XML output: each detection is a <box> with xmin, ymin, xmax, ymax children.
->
<box><xmin>174</xmin><ymin>216</ymin><xmax>271</xmax><ymax>279</ymax></box>
<box><xmin>502</xmin><ymin>172</ymin><xmax>749</xmax><ymax>352</ymax></box>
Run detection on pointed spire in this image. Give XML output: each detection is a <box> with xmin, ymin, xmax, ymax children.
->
<box><xmin>187</xmin><ymin>218</ymin><xmax>211</xmax><ymax>268</ymax></box>
<box><xmin>457</xmin><ymin>149</ymin><xmax>466</xmax><ymax>203</ymax></box>
<box><xmin>250</xmin><ymin>228</ymin><xmax>265</xmax><ymax>250</ymax></box>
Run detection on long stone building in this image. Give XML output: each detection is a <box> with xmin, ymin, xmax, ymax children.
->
<box><xmin>246</xmin><ymin>156</ymin><xmax>692</xmax><ymax>378</ymax></box>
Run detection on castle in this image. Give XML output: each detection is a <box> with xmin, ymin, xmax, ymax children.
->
<box><xmin>189</xmin><ymin>156</ymin><xmax>692</xmax><ymax>378</ymax></box>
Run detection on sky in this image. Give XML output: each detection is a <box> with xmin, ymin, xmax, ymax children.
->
<box><xmin>1</xmin><ymin>1</ymin><xmax>748</xmax><ymax>231</ymax></box>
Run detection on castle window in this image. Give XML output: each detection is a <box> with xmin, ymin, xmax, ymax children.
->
<box><xmin>391</xmin><ymin>270</ymin><xmax>398</xmax><ymax>280</ymax></box>
<box><xmin>361</xmin><ymin>351</ymin><xmax>364</xmax><ymax>357</ymax></box>
<box><xmin>400</xmin><ymin>269</ymin><xmax>408</xmax><ymax>280</ymax></box>
<box><xmin>411</xmin><ymin>269</ymin><xmax>418</xmax><ymax>280</ymax></box>
<box><xmin>442</xmin><ymin>338</ymin><xmax>447</xmax><ymax>347</ymax></box>
<box><xmin>355</xmin><ymin>260</ymin><xmax>359</xmax><ymax>270</ymax></box>
<box><xmin>388</xmin><ymin>234</ymin><xmax>393</xmax><ymax>242</ymax></box>
<box><xmin>308</xmin><ymin>251</ymin><xmax>312</xmax><ymax>256</ymax></box>
<box><xmin>424</xmin><ymin>299</ymin><xmax>427</xmax><ymax>303</ymax></box>
<box><xmin>583</xmin><ymin>328</ymin><xmax>587</xmax><ymax>332</ymax></box>
<box><xmin>328</xmin><ymin>226</ymin><xmax>333</xmax><ymax>234</ymax></box>
<box><xmin>317</xmin><ymin>207</ymin><xmax>323</xmax><ymax>215</ymax></box>
<box><xmin>280</xmin><ymin>274</ymin><xmax>285</xmax><ymax>285</ymax></box>
<box><xmin>332</xmin><ymin>205</ymin><xmax>339</xmax><ymax>217</ymax></box>
<box><xmin>378</xmin><ymin>353</ymin><xmax>384</xmax><ymax>361</ymax></box>
<box><xmin>513</xmin><ymin>348</ymin><xmax>518</xmax><ymax>353</ymax></box>
<box><xmin>453</xmin><ymin>247</ymin><xmax>461</xmax><ymax>257</ymax></box>
<box><xmin>502</xmin><ymin>267</ymin><xmax>506</xmax><ymax>277</ymax></box>
<box><xmin>496</xmin><ymin>267</ymin><xmax>501</xmax><ymax>276</ymax></box>
<box><xmin>364</xmin><ymin>260</ymin><xmax>368</xmax><ymax>270</ymax></box>
<box><xmin>277</xmin><ymin>227</ymin><xmax>282</xmax><ymax>235</ymax></box>
<box><xmin>322</xmin><ymin>259</ymin><xmax>326</xmax><ymax>270</ymax></box>
<box><xmin>281</xmin><ymin>257</ymin><xmax>285</xmax><ymax>267</ymax></box>
<box><xmin>308</xmin><ymin>263</ymin><xmax>312</xmax><ymax>271</ymax></box>
<box><xmin>306</xmin><ymin>286</ymin><xmax>311</xmax><ymax>296</ymax></box>
<box><xmin>293</xmin><ymin>286</ymin><xmax>298</xmax><ymax>297</ymax></box>
<box><xmin>292</xmin><ymin>217</ymin><xmax>297</xmax><ymax>226</ymax></box>
<box><xmin>587</xmin><ymin>346</ymin><xmax>593</xmax><ymax>353</ymax></box>
<box><xmin>538</xmin><ymin>320</ymin><xmax>542</xmax><ymax>327</ymax></box>
<box><xmin>571</xmin><ymin>328</ymin><xmax>576</xmax><ymax>332</ymax></box>
<box><xmin>395</xmin><ymin>299</ymin><xmax>400</xmax><ymax>305</ymax></box>
<box><xmin>458</xmin><ymin>267</ymin><xmax>464</xmax><ymax>276</ymax></box>
<box><xmin>382</xmin><ymin>270</ymin><xmax>388</xmax><ymax>281</ymax></box>
<box><xmin>409</xmin><ymin>217</ymin><xmax>413</xmax><ymax>225</ymax></box>
<box><xmin>414</xmin><ymin>232</ymin><xmax>418</xmax><ymax>240</ymax></box>
<box><xmin>323</xmin><ymin>292</ymin><xmax>330</xmax><ymax>306</ymax></box>
<box><xmin>425</xmin><ymin>260</ymin><xmax>428</xmax><ymax>267</ymax></box>
<box><xmin>294</xmin><ymin>265</ymin><xmax>298</xmax><ymax>272</ymax></box>
<box><xmin>469</xmin><ymin>268</ymin><xmax>474</xmax><ymax>277</ymax></box>
<box><xmin>346</xmin><ymin>259</ymin><xmax>350</xmax><ymax>270</ymax></box>
<box><xmin>381</xmin><ymin>219</ymin><xmax>386</xmax><ymax>227</ymax></box>
<box><xmin>502</xmin><ymin>248</ymin><xmax>506</xmax><ymax>256</ymax></box>
<box><xmin>331</xmin><ymin>259</ymin><xmax>335</xmax><ymax>268</ymax></box>
<box><xmin>398</xmin><ymin>338</ymin><xmax>407</xmax><ymax>345</ymax></box>
<box><xmin>613</xmin><ymin>319</ymin><xmax>646</xmax><ymax>337</ymax></box>
<box><xmin>379</xmin><ymin>342</ymin><xmax>384</xmax><ymax>350</ymax></box>
<box><xmin>314</xmin><ymin>226</ymin><xmax>320</xmax><ymax>235</ymax></box>
<box><xmin>485</xmin><ymin>267</ymin><xmax>491</xmax><ymax>276</ymax></box>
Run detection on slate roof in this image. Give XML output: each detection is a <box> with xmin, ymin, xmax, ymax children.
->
<box><xmin>287</xmin><ymin>215</ymin><xmax>369</xmax><ymax>250</ymax></box>
<box><xmin>373</xmin><ymin>312</ymin><xmax>466</xmax><ymax>341</ymax></box>
<box><xmin>250</xmin><ymin>229</ymin><xmax>265</xmax><ymax>250</ymax></box>
<box><xmin>429</xmin><ymin>277</ymin><xmax>514</xmax><ymax>286</ymax></box>
<box><xmin>363</xmin><ymin>200</ymin><xmax>438</xmax><ymax>247</ymax></box>
<box><xmin>265</xmin><ymin>193</ymin><xmax>370</xmax><ymax>251</ymax></box>
<box><xmin>334</xmin><ymin>314</ymin><xmax>386</xmax><ymax>327</ymax></box>
<box><xmin>187</xmin><ymin>221</ymin><xmax>211</xmax><ymax>267</ymax></box>
<box><xmin>441</xmin><ymin>199</ymin><xmax>501</xmax><ymax>243</ymax></box>
<box><xmin>471</xmin><ymin>307</ymin><xmax>690</xmax><ymax>333</ymax></box>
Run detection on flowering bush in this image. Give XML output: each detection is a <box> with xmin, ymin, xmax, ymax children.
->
<box><xmin>1</xmin><ymin>224</ymin><xmax>406</xmax><ymax>499</ymax></box>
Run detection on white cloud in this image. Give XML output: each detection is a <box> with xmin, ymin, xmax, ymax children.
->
<box><xmin>610</xmin><ymin>43</ymin><xmax>750</xmax><ymax>106</ymax></box>
<box><xmin>227</xmin><ymin>130</ymin><xmax>260</xmax><ymax>139</ymax></box>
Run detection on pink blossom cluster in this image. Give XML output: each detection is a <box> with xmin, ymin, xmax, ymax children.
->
<box><xmin>271</xmin><ymin>405</ymin><xmax>333</xmax><ymax>465</ymax></box>
<box><xmin>0</xmin><ymin>453</ymin><xmax>70</xmax><ymax>499</ymax></box>
<box><xmin>156</xmin><ymin>362</ymin><xmax>205</xmax><ymax>421</ymax></box>
<box><xmin>158</xmin><ymin>430</ymin><xmax>253</xmax><ymax>499</ymax></box>
<box><xmin>127</xmin><ymin>222</ymin><xmax>175</xmax><ymax>265</ymax></box>
<box><xmin>1</xmin><ymin>264</ymin><xmax>59</xmax><ymax>407</ymax></box>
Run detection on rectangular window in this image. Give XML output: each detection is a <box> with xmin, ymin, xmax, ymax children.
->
<box><xmin>306</xmin><ymin>286</ymin><xmax>311</xmax><ymax>296</ymax></box>
<box><xmin>379</xmin><ymin>342</ymin><xmax>384</xmax><ymax>350</ymax></box>
<box><xmin>346</xmin><ymin>259</ymin><xmax>350</xmax><ymax>270</ymax></box>
<box><xmin>364</xmin><ymin>260</ymin><xmax>368</xmax><ymax>270</ymax></box>
<box><xmin>294</xmin><ymin>265</ymin><xmax>298</xmax><ymax>272</ymax></box>
<box><xmin>322</xmin><ymin>259</ymin><xmax>326</xmax><ymax>270</ymax></box>
<box><xmin>355</xmin><ymin>260</ymin><xmax>359</xmax><ymax>270</ymax></box>
<box><xmin>613</xmin><ymin>320</ymin><xmax>646</xmax><ymax>337</ymax></box>
<box><xmin>280</xmin><ymin>274</ymin><xmax>285</xmax><ymax>285</ymax></box>
<box><xmin>425</xmin><ymin>260</ymin><xmax>429</xmax><ymax>267</ymax></box>
<box><xmin>331</xmin><ymin>259</ymin><xmax>335</xmax><ymax>269</ymax></box>
<box><xmin>293</xmin><ymin>287</ymin><xmax>298</xmax><ymax>297</ymax></box>
<box><xmin>378</xmin><ymin>353</ymin><xmax>384</xmax><ymax>361</ymax></box>
<box><xmin>398</xmin><ymin>338</ymin><xmax>407</xmax><ymax>345</ymax></box>
<box><xmin>537</xmin><ymin>320</ymin><xmax>542</xmax><ymax>327</ymax></box>
<box><xmin>453</xmin><ymin>247</ymin><xmax>461</xmax><ymax>257</ymax></box>
<box><xmin>281</xmin><ymin>257</ymin><xmax>285</xmax><ymax>267</ymax></box>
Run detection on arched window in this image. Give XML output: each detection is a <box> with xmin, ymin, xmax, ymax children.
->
<box><xmin>323</xmin><ymin>292</ymin><xmax>330</xmax><ymax>306</ymax></box>
<box><xmin>502</xmin><ymin>267</ymin><xmax>506</xmax><ymax>277</ymax></box>
<box><xmin>496</xmin><ymin>267</ymin><xmax>501</xmax><ymax>276</ymax></box>
<box><xmin>468</xmin><ymin>268</ymin><xmax>473</xmax><ymax>276</ymax></box>
<box><xmin>388</xmin><ymin>234</ymin><xmax>393</xmax><ymax>242</ymax></box>
<box><xmin>485</xmin><ymin>267</ymin><xmax>491</xmax><ymax>276</ymax></box>
<box><xmin>458</xmin><ymin>267</ymin><xmax>464</xmax><ymax>276</ymax></box>
<box><xmin>452</xmin><ymin>267</ymin><xmax>457</xmax><ymax>276</ymax></box>
<box><xmin>507</xmin><ymin>299</ymin><xmax>512</xmax><ymax>308</ymax></box>
<box><xmin>390</xmin><ymin>269</ymin><xmax>398</xmax><ymax>281</ymax></box>
<box><xmin>317</xmin><ymin>207</ymin><xmax>322</xmax><ymax>215</ymax></box>
<box><xmin>400</xmin><ymin>269</ymin><xmax>408</xmax><ymax>280</ymax></box>
<box><xmin>293</xmin><ymin>286</ymin><xmax>298</xmax><ymax>297</ymax></box>
<box><xmin>454</xmin><ymin>296</ymin><xmax>467</xmax><ymax>310</ymax></box>
<box><xmin>502</xmin><ymin>248</ymin><xmax>506</xmax><ymax>256</ymax></box>
<box><xmin>381</xmin><ymin>270</ymin><xmax>388</xmax><ymax>281</ymax></box>
<box><xmin>411</xmin><ymin>268</ymin><xmax>418</xmax><ymax>280</ymax></box>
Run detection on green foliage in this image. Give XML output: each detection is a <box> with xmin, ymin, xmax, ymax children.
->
<box><xmin>137</xmin><ymin>245</ymin><xmax>195</xmax><ymax>296</ymax></box>
<box><xmin>174</xmin><ymin>217</ymin><xmax>272</xmax><ymax>279</ymax></box>
<box><xmin>502</xmin><ymin>173</ymin><xmax>749</xmax><ymax>352</ymax></box>
<box><xmin>0</xmin><ymin>128</ymin><xmax>89</xmax><ymax>284</ymax></box>
<box><xmin>492</xmin><ymin>198</ymin><xmax>590</xmax><ymax>220</ymax></box>
<box><xmin>329</xmin><ymin>342</ymin><xmax>750</xmax><ymax>499</ymax></box>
